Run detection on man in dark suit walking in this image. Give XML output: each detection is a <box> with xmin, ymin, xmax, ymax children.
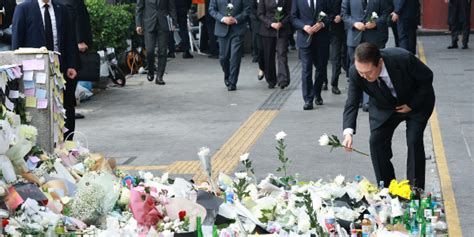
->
<box><xmin>391</xmin><ymin>0</ymin><xmax>420</xmax><ymax>54</ymax></box>
<box><xmin>136</xmin><ymin>0</ymin><xmax>178</xmax><ymax>85</ymax></box>
<box><xmin>12</xmin><ymin>0</ymin><xmax>78</xmax><ymax>140</ymax></box>
<box><xmin>342</xmin><ymin>43</ymin><xmax>435</xmax><ymax>189</ymax></box>
<box><xmin>446</xmin><ymin>0</ymin><xmax>471</xmax><ymax>49</ymax></box>
<box><xmin>250</xmin><ymin>0</ymin><xmax>265</xmax><ymax>80</ymax></box>
<box><xmin>58</xmin><ymin>0</ymin><xmax>93</xmax><ymax>121</ymax></box>
<box><xmin>327</xmin><ymin>0</ymin><xmax>347</xmax><ymax>95</ymax></box>
<box><xmin>341</xmin><ymin>0</ymin><xmax>389</xmax><ymax>111</ymax></box>
<box><xmin>257</xmin><ymin>0</ymin><xmax>292</xmax><ymax>89</ymax></box>
<box><xmin>291</xmin><ymin>0</ymin><xmax>332</xmax><ymax>110</ymax></box>
<box><xmin>209</xmin><ymin>0</ymin><xmax>250</xmax><ymax>91</ymax></box>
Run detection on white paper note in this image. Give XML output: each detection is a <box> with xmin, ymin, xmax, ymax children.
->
<box><xmin>8</xmin><ymin>90</ymin><xmax>19</xmax><ymax>99</ymax></box>
<box><xmin>23</xmin><ymin>71</ymin><xmax>34</xmax><ymax>81</ymax></box>
<box><xmin>35</xmin><ymin>72</ymin><xmax>47</xmax><ymax>84</ymax></box>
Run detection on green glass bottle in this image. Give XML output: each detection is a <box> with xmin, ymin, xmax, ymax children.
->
<box><xmin>196</xmin><ymin>216</ymin><xmax>203</xmax><ymax>237</ymax></box>
<box><xmin>212</xmin><ymin>225</ymin><xmax>218</xmax><ymax>237</ymax></box>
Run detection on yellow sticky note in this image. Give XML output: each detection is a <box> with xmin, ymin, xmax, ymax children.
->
<box><xmin>25</xmin><ymin>96</ymin><xmax>37</xmax><ymax>108</ymax></box>
<box><xmin>64</xmin><ymin>141</ymin><xmax>77</xmax><ymax>150</ymax></box>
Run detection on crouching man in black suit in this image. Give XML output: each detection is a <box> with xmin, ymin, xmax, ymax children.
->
<box><xmin>342</xmin><ymin>43</ymin><xmax>435</xmax><ymax>190</ymax></box>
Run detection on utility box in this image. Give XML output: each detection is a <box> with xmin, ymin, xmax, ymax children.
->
<box><xmin>0</xmin><ymin>50</ymin><xmax>66</xmax><ymax>153</ymax></box>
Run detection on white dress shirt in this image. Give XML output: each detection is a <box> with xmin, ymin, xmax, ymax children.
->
<box><xmin>343</xmin><ymin>63</ymin><xmax>396</xmax><ymax>136</ymax></box>
<box><xmin>38</xmin><ymin>0</ymin><xmax>59</xmax><ymax>52</ymax></box>
<box><xmin>308</xmin><ymin>0</ymin><xmax>316</xmax><ymax>9</ymax></box>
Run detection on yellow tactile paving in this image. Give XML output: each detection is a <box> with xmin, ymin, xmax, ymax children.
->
<box><xmin>419</xmin><ymin>42</ymin><xmax>462</xmax><ymax>237</ymax></box>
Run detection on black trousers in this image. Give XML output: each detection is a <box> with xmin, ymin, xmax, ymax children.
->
<box><xmin>261</xmin><ymin>35</ymin><xmax>290</xmax><ymax>87</ymax></box>
<box><xmin>369</xmin><ymin>112</ymin><xmax>428</xmax><ymax>189</ymax></box>
<box><xmin>391</xmin><ymin>20</ymin><xmax>400</xmax><ymax>47</ymax></box>
<box><xmin>397</xmin><ymin>18</ymin><xmax>418</xmax><ymax>54</ymax></box>
<box><xmin>64</xmin><ymin>77</ymin><xmax>78</xmax><ymax>141</ymax></box>
<box><xmin>168</xmin><ymin>10</ymin><xmax>191</xmax><ymax>53</ymax></box>
<box><xmin>299</xmin><ymin>41</ymin><xmax>329</xmax><ymax>103</ymax></box>
<box><xmin>145</xmin><ymin>30</ymin><xmax>168</xmax><ymax>77</ymax></box>
<box><xmin>329</xmin><ymin>31</ymin><xmax>347</xmax><ymax>87</ymax></box>
<box><xmin>255</xmin><ymin>33</ymin><xmax>265</xmax><ymax>72</ymax></box>
<box><xmin>450</xmin><ymin>21</ymin><xmax>471</xmax><ymax>46</ymax></box>
<box><xmin>218</xmin><ymin>33</ymin><xmax>244</xmax><ymax>87</ymax></box>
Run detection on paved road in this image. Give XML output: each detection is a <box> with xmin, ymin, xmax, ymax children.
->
<box><xmin>76</xmin><ymin>35</ymin><xmax>471</xmax><ymax>234</ymax></box>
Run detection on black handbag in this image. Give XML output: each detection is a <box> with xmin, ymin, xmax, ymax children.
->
<box><xmin>76</xmin><ymin>52</ymin><xmax>100</xmax><ymax>81</ymax></box>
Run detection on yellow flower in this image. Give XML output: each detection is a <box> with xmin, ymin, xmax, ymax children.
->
<box><xmin>359</xmin><ymin>178</ymin><xmax>379</xmax><ymax>194</ymax></box>
<box><xmin>389</xmin><ymin>179</ymin><xmax>411</xmax><ymax>200</ymax></box>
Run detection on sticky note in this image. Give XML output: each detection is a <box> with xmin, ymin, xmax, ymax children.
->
<box><xmin>24</xmin><ymin>80</ymin><xmax>35</xmax><ymax>89</ymax></box>
<box><xmin>24</xmin><ymin>88</ymin><xmax>35</xmax><ymax>97</ymax></box>
<box><xmin>8</xmin><ymin>90</ymin><xmax>19</xmax><ymax>98</ymax></box>
<box><xmin>22</xmin><ymin>59</ymin><xmax>45</xmax><ymax>71</ymax></box>
<box><xmin>35</xmin><ymin>72</ymin><xmax>47</xmax><ymax>84</ymax></box>
<box><xmin>5</xmin><ymin>97</ymin><xmax>14</xmax><ymax>111</ymax></box>
<box><xmin>25</xmin><ymin>97</ymin><xmax>37</xmax><ymax>108</ymax></box>
<box><xmin>5</xmin><ymin>69</ymin><xmax>14</xmax><ymax>79</ymax></box>
<box><xmin>36</xmin><ymin>88</ymin><xmax>47</xmax><ymax>99</ymax></box>
<box><xmin>23</xmin><ymin>71</ymin><xmax>34</xmax><ymax>81</ymax></box>
<box><xmin>37</xmin><ymin>99</ymin><xmax>48</xmax><ymax>109</ymax></box>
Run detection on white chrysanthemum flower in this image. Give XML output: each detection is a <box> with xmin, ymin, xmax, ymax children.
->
<box><xmin>297</xmin><ymin>216</ymin><xmax>311</xmax><ymax>233</ymax></box>
<box><xmin>277</xmin><ymin>7</ymin><xmax>283</xmax><ymax>11</ymax></box>
<box><xmin>197</xmin><ymin>147</ymin><xmax>210</xmax><ymax>159</ymax></box>
<box><xmin>240</xmin><ymin>153</ymin><xmax>249</xmax><ymax>162</ymax></box>
<box><xmin>227</xmin><ymin>3</ymin><xmax>234</xmax><ymax>9</ymax></box>
<box><xmin>334</xmin><ymin>174</ymin><xmax>345</xmax><ymax>186</ymax></box>
<box><xmin>372</xmin><ymin>12</ymin><xmax>379</xmax><ymax>19</ymax></box>
<box><xmin>143</xmin><ymin>172</ymin><xmax>154</xmax><ymax>181</ymax></box>
<box><xmin>275</xmin><ymin>131</ymin><xmax>287</xmax><ymax>141</ymax></box>
<box><xmin>319</xmin><ymin>11</ymin><xmax>327</xmax><ymax>17</ymax></box>
<box><xmin>235</xmin><ymin>172</ymin><xmax>248</xmax><ymax>179</ymax></box>
<box><xmin>318</xmin><ymin>133</ymin><xmax>330</xmax><ymax>146</ymax></box>
<box><xmin>19</xmin><ymin>124</ymin><xmax>37</xmax><ymax>142</ymax></box>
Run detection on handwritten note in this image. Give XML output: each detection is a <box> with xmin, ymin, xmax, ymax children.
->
<box><xmin>25</xmin><ymin>97</ymin><xmax>37</xmax><ymax>108</ymax></box>
<box><xmin>36</xmin><ymin>88</ymin><xmax>47</xmax><ymax>99</ymax></box>
<box><xmin>8</xmin><ymin>90</ymin><xmax>19</xmax><ymax>99</ymax></box>
<box><xmin>35</xmin><ymin>72</ymin><xmax>47</xmax><ymax>84</ymax></box>
<box><xmin>5</xmin><ymin>97</ymin><xmax>14</xmax><ymax>111</ymax></box>
<box><xmin>11</xmin><ymin>67</ymin><xmax>22</xmax><ymax>78</ymax></box>
<box><xmin>22</xmin><ymin>59</ymin><xmax>45</xmax><ymax>71</ymax></box>
<box><xmin>37</xmin><ymin>99</ymin><xmax>48</xmax><ymax>109</ymax></box>
<box><xmin>23</xmin><ymin>71</ymin><xmax>34</xmax><ymax>81</ymax></box>
<box><xmin>24</xmin><ymin>80</ymin><xmax>35</xmax><ymax>89</ymax></box>
<box><xmin>24</xmin><ymin>88</ymin><xmax>35</xmax><ymax>97</ymax></box>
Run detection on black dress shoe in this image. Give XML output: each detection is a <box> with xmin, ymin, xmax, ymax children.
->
<box><xmin>303</xmin><ymin>102</ymin><xmax>313</xmax><ymax>110</ymax></box>
<box><xmin>268</xmin><ymin>84</ymin><xmax>276</xmax><ymax>89</ymax></box>
<box><xmin>322</xmin><ymin>83</ymin><xmax>328</xmax><ymax>91</ymax></box>
<box><xmin>332</xmin><ymin>86</ymin><xmax>341</xmax><ymax>94</ymax></box>
<box><xmin>183</xmin><ymin>51</ymin><xmax>194</xmax><ymax>58</ymax></box>
<box><xmin>462</xmin><ymin>45</ymin><xmax>468</xmax><ymax>49</ymax></box>
<box><xmin>208</xmin><ymin>54</ymin><xmax>219</xmax><ymax>59</ymax></box>
<box><xmin>75</xmin><ymin>113</ymin><xmax>85</xmax><ymax>119</ymax></box>
<box><xmin>155</xmin><ymin>77</ymin><xmax>166</xmax><ymax>85</ymax></box>
<box><xmin>147</xmin><ymin>74</ymin><xmax>154</xmax><ymax>81</ymax></box>
<box><xmin>227</xmin><ymin>85</ymin><xmax>236</xmax><ymax>91</ymax></box>
<box><xmin>315</xmin><ymin>97</ymin><xmax>323</xmax><ymax>105</ymax></box>
<box><xmin>279</xmin><ymin>81</ymin><xmax>289</xmax><ymax>89</ymax></box>
<box><xmin>167</xmin><ymin>52</ymin><xmax>176</xmax><ymax>58</ymax></box>
<box><xmin>447</xmin><ymin>44</ymin><xmax>458</xmax><ymax>49</ymax></box>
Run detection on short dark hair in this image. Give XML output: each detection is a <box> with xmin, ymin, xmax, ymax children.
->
<box><xmin>355</xmin><ymin>43</ymin><xmax>381</xmax><ymax>66</ymax></box>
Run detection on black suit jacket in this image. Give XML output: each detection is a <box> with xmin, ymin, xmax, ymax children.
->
<box><xmin>257</xmin><ymin>0</ymin><xmax>292</xmax><ymax>37</ymax></box>
<box><xmin>59</xmin><ymin>0</ymin><xmax>93</xmax><ymax>47</ymax></box>
<box><xmin>12</xmin><ymin>0</ymin><xmax>78</xmax><ymax>72</ymax></box>
<box><xmin>394</xmin><ymin>0</ymin><xmax>420</xmax><ymax>20</ymax></box>
<box><xmin>291</xmin><ymin>0</ymin><xmax>332</xmax><ymax>48</ymax></box>
<box><xmin>329</xmin><ymin>0</ymin><xmax>344</xmax><ymax>34</ymax></box>
<box><xmin>136</xmin><ymin>0</ymin><xmax>178</xmax><ymax>32</ymax></box>
<box><xmin>343</xmin><ymin>47</ymin><xmax>435</xmax><ymax>132</ymax></box>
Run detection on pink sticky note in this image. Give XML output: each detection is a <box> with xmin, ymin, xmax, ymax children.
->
<box><xmin>29</xmin><ymin>156</ymin><xmax>41</xmax><ymax>163</ymax></box>
<box><xmin>24</xmin><ymin>88</ymin><xmax>35</xmax><ymax>97</ymax></box>
<box><xmin>37</xmin><ymin>99</ymin><xmax>48</xmax><ymax>109</ymax></box>
<box><xmin>22</xmin><ymin>59</ymin><xmax>45</xmax><ymax>71</ymax></box>
<box><xmin>11</xmin><ymin>67</ymin><xmax>23</xmax><ymax>78</ymax></box>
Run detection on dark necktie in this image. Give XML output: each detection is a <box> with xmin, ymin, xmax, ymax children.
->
<box><xmin>310</xmin><ymin>0</ymin><xmax>314</xmax><ymax>12</ymax></box>
<box><xmin>44</xmin><ymin>4</ymin><xmax>54</xmax><ymax>51</ymax></box>
<box><xmin>377</xmin><ymin>77</ymin><xmax>396</xmax><ymax>103</ymax></box>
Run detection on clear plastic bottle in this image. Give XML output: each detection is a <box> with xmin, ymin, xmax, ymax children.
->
<box><xmin>361</xmin><ymin>214</ymin><xmax>372</xmax><ymax>237</ymax></box>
